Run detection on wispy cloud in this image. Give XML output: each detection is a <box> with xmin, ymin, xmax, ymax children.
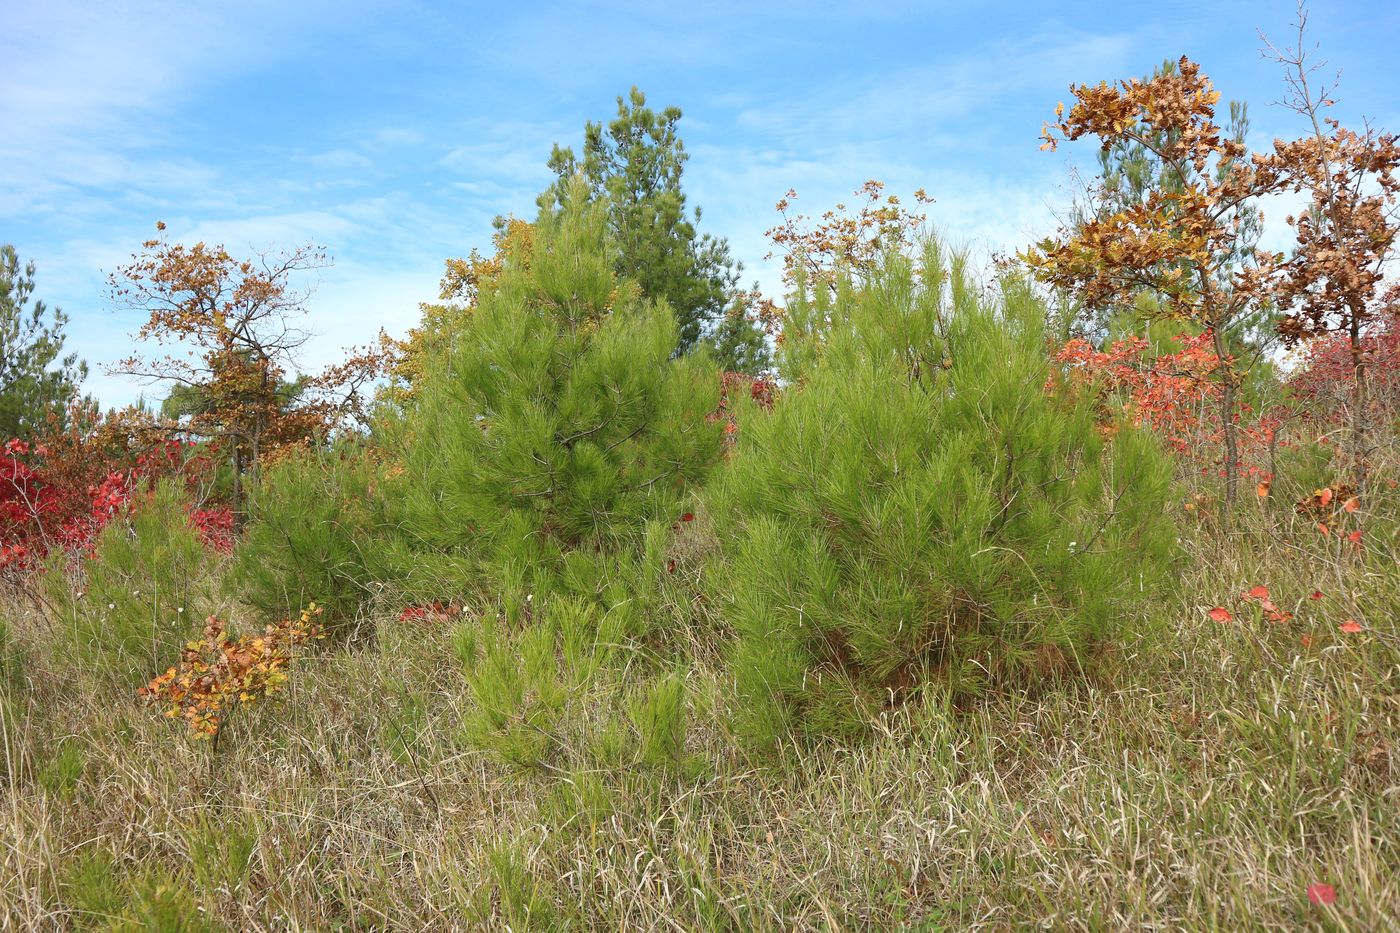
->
<box><xmin>3</xmin><ymin>1</ymin><xmax>1394</xmax><ymax>410</ymax></box>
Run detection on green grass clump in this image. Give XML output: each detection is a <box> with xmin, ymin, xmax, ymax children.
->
<box><xmin>50</xmin><ymin>479</ymin><xmax>214</xmax><ymax>686</ymax></box>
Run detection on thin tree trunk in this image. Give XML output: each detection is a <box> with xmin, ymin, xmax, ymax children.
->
<box><xmin>1212</xmin><ymin>327</ymin><xmax>1239</xmax><ymax>510</ymax></box>
<box><xmin>1350</xmin><ymin>315</ymin><xmax>1369</xmax><ymax>492</ymax></box>
<box><xmin>231</xmin><ymin>446</ymin><xmax>244</xmax><ymax>531</ymax></box>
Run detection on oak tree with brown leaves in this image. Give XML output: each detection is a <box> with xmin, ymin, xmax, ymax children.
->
<box><xmin>108</xmin><ymin>226</ymin><xmax>382</xmax><ymax>517</ymax></box>
<box><xmin>1262</xmin><ymin>4</ymin><xmax>1400</xmax><ymax>489</ymax></box>
<box><xmin>1026</xmin><ymin>57</ymin><xmax>1286</xmax><ymax>506</ymax></box>
<box><xmin>766</xmin><ymin>180</ymin><xmax>934</xmax><ymax>297</ymax></box>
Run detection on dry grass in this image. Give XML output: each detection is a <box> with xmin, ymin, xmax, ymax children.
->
<box><xmin>2</xmin><ymin>502</ymin><xmax>1397</xmax><ymax>931</ymax></box>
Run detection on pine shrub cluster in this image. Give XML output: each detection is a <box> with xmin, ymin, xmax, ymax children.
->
<box><xmin>705</xmin><ymin>242</ymin><xmax>1178</xmax><ymax>746</ymax></box>
<box><xmin>122</xmin><ymin>190</ymin><xmax>1180</xmax><ymax>757</ymax></box>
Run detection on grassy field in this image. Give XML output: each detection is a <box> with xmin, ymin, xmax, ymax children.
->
<box><xmin>2</xmin><ymin>505</ymin><xmax>1396</xmax><ymax>932</ymax></box>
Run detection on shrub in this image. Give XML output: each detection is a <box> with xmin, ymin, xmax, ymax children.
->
<box><xmin>0</xmin><ymin>409</ymin><xmax>220</xmax><ymax>581</ymax></box>
<box><xmin>138</xmin><ymin>605</ymin><xmax>324</xmax><ymax>750</ymax></box>
<box><xmin>227</xmin><ymin>445</ymin><xmax>391</xmax><ymax>637</ymax></box>
<box><xmin>627</xmin><ymin>669</ymin><xmax>690</xmax><ymax>770</ymax></box>
<box><xmin>451</xmin><ymin>594</ymin><xmax>630</xmax><ymax>769</ymax></box>
<box><xmin>51</xmin><ymin>479</ymin><xmax>216</xmax><ymax>685</ymax></box>
<box><xmin>59</xmin><ymin>850</ymin><xmax>213</xmax><ymax>933</ymax></box>
<box><xmin>706</xmin><ymin>240</ymin><xmax>1178</xmax><ymax>748</ymax></box>
<box><xmin>396</xmin><ymin>176</ymin><xmax>726</xmax><ymax>608</ymax></box>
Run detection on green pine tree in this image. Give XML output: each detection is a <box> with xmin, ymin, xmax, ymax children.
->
<box><xmin>227</xmin><ymin>443</ymin><xmax>392</xmax><ymax>637</ymax></box>
<box><xmin>707</xmin><ymin>238</ymin><xmax>1178</xmax><ymax>749</ymax></box>
<box><xmin>0</xmin><ymin>245</ymin><xmax>86</xmax><ymax>438</ymax></box>
<box><xmin>398</xmin><ymin>174</ymin><xmax>726</xmax><ymax>606</ymax></box>
<box><xmin>545</xmin><ymin>87</ymin><xmax>740</xmax><ymax>355</ymax></box>
<box><xmin>706</xmin><ymin>295</ymin><xmax>773</xmax><ymax>376</ymax></box>
<box><xmin>391</xmin><ymin>177</ymin><xmax>727</xmax><ymax>769</ymax></box>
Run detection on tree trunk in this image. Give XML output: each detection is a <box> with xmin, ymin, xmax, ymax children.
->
<box><xmin>231</xmin><ymin>446</ymin><xmax>244</xmax><ymax>531</ymax></box>
<box><xmin>1212</xmin><ymin>327</ymin><xmax>1239</xmax><ymax>510</ymax></box>
<box><xmin>1350</xmin><ymin>315</ymin><xmax>1369</xmax><ymax>492</ymax></box>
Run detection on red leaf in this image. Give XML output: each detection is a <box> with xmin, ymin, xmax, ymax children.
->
<box><xmin>1346</xmin><ymin>530</ymin><xmax>1363</xmax><ymax>545</ymax></box>
<box><xmin>1208</xmin><ymin>607</ymin><xmax>1232</xmax><ymax>623</ymax></box>
<box><xmin>1244</xmin><ymin>585</ymin><xmax>1270</xmax><ymax>601</ymax></box>
<box><xmin>1317</xmin><ymin>522</ymin><xmax>1330</xmax><ymax>537</ymax></box>
<box><xmin>1339</xmin><ymin>620</ymin><xmax>1363</xmax><ymax>634</ymax></box>
<box><xmin>1317</xmin><ymin>487</ymin><xmax>1334</xmax><ymax>508</ymax></box>
<box><xmin>680</xmin><ymin>512</ymin><xmax>695</xmax><ymax>523</ymax></box>
<box><xmin>1301</xmin><ymin>634</ymin><xmax>1313</xmax><ymax>648</ymax></box>
<box><xmin>1309</xmin><ymin>590</ymin><xmax>1324</xmax><ymax>601</ymax></box>
<box><xmin>1342</xmin><ymin>496</ymin><xmax>1359</xmax><ymax>513</ymax></box>
<box><xmin>1306</xmin><ymin>883</ymin><xmax>1336</xmax><ymax>906</ymax></box>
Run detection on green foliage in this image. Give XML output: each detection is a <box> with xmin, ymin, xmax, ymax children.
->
<box><xmin>0</xmin><ymin>611</ymin><xmax>21</xmax><ymax>697</ymax></box>
<box><xmin>474</xmin><ymin>838</ymin><xmax>561</xmax><ymax>931</ymax></box>
<box><xmin>451</xmin><ymin>594</ymin><xmax>630</xmax><ymax>769</ymax></box>
<box><xmin>0</xmin><ymin>244</ymin><xmax>87</xmax><ymax>438</ymax></box>
<box><xmin>160</xmin><ymin>370</ymin><xmax>307</xmax><ymax>423</ymax></box>
<box><xmin>61</xmin><ymin>850</ymin><xmax>127</xmax><ymax>929</ymax></box>
<box><xmin>539</xmin><ymin>768</ymin><xmax>614</xmax><ymax>832</ymax></box>
<box><xmin>707</xmin><ymin>239</ymin><xmax>1178</xmax><ymax>748</ymax></box>
<box><xmin>704</xmin><ymin>298</ymin><xmax>773</xmax><ymax>375</ymax></box>
<box><xmin>37</xmin><ymin>739</ymin><xmax>85</xmax><ymax>797</ymax></box>
<box><xmin>627</xmin><ymin>669</ymin><xmax>689</xmax><ymax>770</ymax></box>
<box><xmin>60</xmin><ymin>850</ymin><xmax>214</xmax><ymax>932</ymax></box>
<box><xmin>0</xmin><ymin>611</ymin><xmax>25</xmax><ymax>765</ymax></box>
<box><xmin>546</xmin><ymin>87</ymin><xmax>739</xmax><ymax>354</ymax></box>
<box><xmin>227</xmin><ymin>445</ymin><xmax>389</xmax><ymax>637</ymax></box>
<box><xmin>183</xmin><ymin>813</ymin><xmax>258</xmax><ymax>895</ymax></box>
<box><xmin>399</xmin><ymin>177</ymin><xmax>726</xmax><ymax>603</ymax></box>
<box><xmin>53</xmin><ymin>480</ymin><xmax>213</xmax><ymax>685</ymax></box>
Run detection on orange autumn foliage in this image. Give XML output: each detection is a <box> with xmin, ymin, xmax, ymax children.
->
<box><xmin>138</xmin><ymin>604</ymin><xmax>324</xmax><ymax>742</ymax></box>
<box><xmin>1027</xmin><ymin>57</ymin><xmax>1287</xmax><ymax>504</ymax></box>
<box><xmin>107</xmin><ymin>227</ymin><xmax>385</xmax><ymax>512</ymax></box>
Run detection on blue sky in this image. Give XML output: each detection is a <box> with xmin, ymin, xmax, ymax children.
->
<box><xmin>3</xmin><ymin>0</ymin><xmax>1394</xmax><ymax>408</ymax></box>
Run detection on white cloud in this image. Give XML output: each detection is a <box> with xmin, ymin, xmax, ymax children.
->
<box><xmin>307</xmin><ymin>149</ymin><xmax>374</xmax><ymax>171</ymax></box>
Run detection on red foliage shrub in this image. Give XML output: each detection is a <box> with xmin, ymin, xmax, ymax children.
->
<box><xmin>397</xmin><ymin>601</ymin><xmax>460</xmax><ymax>623</ymax></box>
<box><xmin>1288</xmin><ymin>324</ymin><xmax>1400</xmax><ymax>433</ymax></box>
<box><xmin>0</xmin><ymin>407</ymin><xmax>228</xmax><ymax>578</ymax></box>
<box><xmin>189</xmin><ymin>507</ymin><xmax>237</xmax><ymax>553</ymax></box>
<box><xmin>1054</xmin><ymin>331</ymin><xmax>1283</xmax><ymax>481</ymax></box>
